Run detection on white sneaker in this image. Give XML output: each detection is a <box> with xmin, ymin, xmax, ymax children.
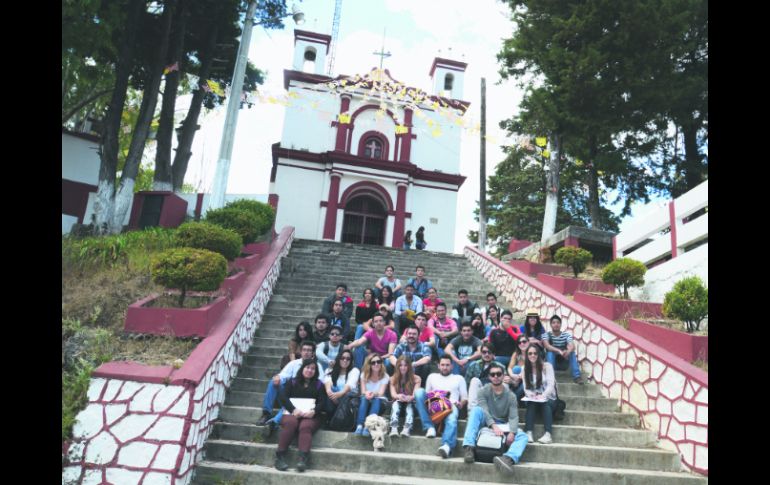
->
<box><xmin>438</xmin><ymin>444</ymin><xmax>451</xmax><ymax>459</ymax></box>
<box><xmin>401</xmin><ymin>427</ymin><xmax>411</xmax><ymax>437</ymax></box>
<box><xmin>389</xmin><ymin>427</ymin><xmax>399</xmax><ymax>437</ymax></box>
<box><xmin>426</xmin><ymin>427</ymin><xmax>437</xmax><ymax>438</ymax></box>
<box><xmin>537</xmin><ymin>432</ymin><xmax>553</xmax><ymax>444</ymax></box>
<box><xmin>526</xmin><ymin>431</ymin><xmax>534</xmax><ymax>443</ymax></box>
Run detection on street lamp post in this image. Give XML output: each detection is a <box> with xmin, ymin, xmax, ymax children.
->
<box><xmin>206</xmin><ymin>2</ymin><xmax>304</xmax><ymax>213</ymax></box>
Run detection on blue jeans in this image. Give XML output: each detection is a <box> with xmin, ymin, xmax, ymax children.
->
<box><xmin>510</xmin><ymin>366</ymin><xmax>524</xmax><ymax>401</ymax></box>
<box><xmin>525</xmin><ymin>399</ymin><xmax>556</xmax><ymax>433</ymax></box>
<box><xmin>434</xmin><ymin>336</ymin><xmax>446</xmax><ymax>359</ymax></box>
<box><xmin>547</xmin><ymin>351</ymin><xmax>580</xmax><ymax>378</ymax></box>
<box><xmin>494</xmin><ymin>355</ymin><xmax>511</xmax><ymax>367</ymax></box>
<box><xmin>463</xmin><ymin>407</ymin><xmax>529</xmax><ymax>463</ymax></box>
<box><xmin>450</xmin><ymin>353</ymin><xmax>471</xmax><ymax>376</ymax></box>
<box><xmin>324</xmin><ymin>384</ymin><xmax>343</xmax><ymax>414</ymax></box>
<box><xmin>262</xmin><ymin>378</ymin><xmax>286</xmax><ymax>414</ymax></box>
<box><xmin>414</xmin><ymin>388</ymin><xmax>460</xmax><ymax>449</ymax></box>
<box><xmin>356</xmin><ymin>396</ymin><xmax>383</xmax><ymax>425</ymax></box>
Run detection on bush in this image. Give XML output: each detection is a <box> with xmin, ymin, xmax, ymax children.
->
<box><xmin>205</xmin><ymin>207</ymin><xmax>260</xmax><ymax>244</ymax></box>
<box><xmin>662</xmin><ymin>276</ymin><xmax>708</xmax><ymax>333</ymax></box>
<box><xmin>151</xmin><ymin>247</ymin><xmax>227</xmax><ymax>306</ymax></box>
<box><xmin>554</xmin><ymin>247</ymin><xmax>593</xmax><ymax>278</ymax></box>
<box><xmin>63</xmin><ymin>227</ymin><xmax>178</xmax><ymax>270</ymax></box>
<box><xmin>601</xmin><ymin>258</ymin><xmax>647</xmax><ymax>299</ymax></box>
<box><xmin>174</xmin><ymin>222</ymin><xmax>242</xmax><ymax>261</ymax></box>
<box><xmin>224</xmin><ymin>199</ymin><xmax>275</xmax><ymax>235</ymax></box>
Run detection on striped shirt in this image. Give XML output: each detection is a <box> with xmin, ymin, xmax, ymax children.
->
<box><xmin>542</xmin><ymin>331</ymin><xmax>573</xmax><ymax>350</ymax></box>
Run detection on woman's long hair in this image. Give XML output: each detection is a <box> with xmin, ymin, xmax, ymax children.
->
<box><xmin>487</xmin><ymin>306</ymin><xmax>501</xmax><ymax>326</ymax></box>
<box><xmin>379</xmin><ymin>286</ymin><xmax>394</xmax><ymax>306</ymax></box>
<box><xmin>404</xmin><ymin>230</ymin><xmax>412</xmax><ymax>243</ymax></box>
<box><xmin>363</xmin><ymin>353</ymin><xmax>385</xmax><ymax>382</ymax></box>
<box><xmin>360</xmin><ymin>288</ymin><xmax>377</xmax><ymax>311</ymax></box>
<box><xmin>523</xmin><ymin>315</ymin><xmax>545</xmax><ymax>339</ymax></box>
<box><xmin>295</xmin><ymin>358</ymin><xmax>319</xmax><ymax>386</ymax></box>
<box><xmin>292</xmin><ymin>321</ymin><xmax>314</xmax><ymax>343</ymax></box>
<box><xmin>330</xmin><ymin>349</ymin><xmax>354</xmax><ymax>386</ymax></box>
<box><xmin>523</xmin><ymin>344</ymin><xmax>544</xmax><ymax>391</ymax></box>
<box><xmin>390</xmin><ymin>355</ymin><xmax>416</xmax><ymax>395</ymax></box>
<box><xmin>512</xmin><ymin>335</ymin><xmax>529</xmax><ymax>366</ymax></box>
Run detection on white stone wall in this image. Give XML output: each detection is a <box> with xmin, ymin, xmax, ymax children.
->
<box><xmin>629</xmin><ymin>244</ymin><xmax>709</xmax><ymax>304</ymax></box>
<box><xmin>64</xmin><ymin>230</ymin><xmax>295</xmax><ymax>485</ymax></box>
<box><xmin>348</xmin><ymin>108</ymin><xmax>397</xmax><ymax>160</ymax></box>
<box><xmin>273</xmin><ymin>162</ymin><xmax>326</xmax><ymax>240</ymax></box>
<box><xmin>464</xmin><ymin>247</ymin><xmax>708</xmax><ymax>476</ymax></box>
<box><xmin>62</xmin><ymin>133</ymin><xmax>100</xmax><ymax>186</ymax></box>
<box><xmin>281</xmin><ymin>88</ymin><xmax>337</xmax><ymax>153</ymax></box>
<box><xmin>409</xmin><ymin>108</ymin><xmax>462</xmax><ymax>173</ymax></box>
<box><xmin>408</xmin><ymin>183</ymin><xmax>458</xmax><ymax>253</ymax></box>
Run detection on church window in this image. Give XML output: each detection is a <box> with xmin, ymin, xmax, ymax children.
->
<box><xmin>444</xmin><ymin>73</ymin><xmax>454</xmax><ymax>91</ymax></box>
<box><xmin>302</xmin><ymin>47</ymin><xmax>316</xmax><ymax>72</ymax></box>
<box><xmin>363</xmin><ymin>137</ymin><xmax>383</xmax><ymax>159</ymax></box>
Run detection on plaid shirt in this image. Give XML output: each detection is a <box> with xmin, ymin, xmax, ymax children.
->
<box><xmin>464</xmin><ymin>359</ymin><xmax>506</xmax><ymax>389</ymax></box>
<box><xmin>393</xmin><ymin>341</ymin><xmax>431</xmax><ymax>363</ymax></box>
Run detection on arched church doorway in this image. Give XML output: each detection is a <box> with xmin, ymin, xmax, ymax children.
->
<box><xmin>341</xmin><ymin>195</ymin><xmax>387</xmax><ymax>245</ymax></box>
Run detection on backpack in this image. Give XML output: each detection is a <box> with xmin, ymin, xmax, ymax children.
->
<box><xmin>327</xmin><ymin>392</ymin><xmax>360</xmax><ymax>431</ymax></box>
<box><xmin>424</xmin><ymin>390</ymin><xmax>453</xmax><ymax>431</ymax></box>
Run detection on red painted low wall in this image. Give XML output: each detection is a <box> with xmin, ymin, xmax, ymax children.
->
<box><xmin>537</xmin><ymin>273</ymin><xmax>615</xmax><ymax>295</ymax></box>
<box><xmin>508</xmin><ymin>260</ymin><xmax>569</xmax><ymax>276</ymax></box>
<box><xmin>242</xmin><ymin>241</ymin><xmax>269</xmax><ymax>255</ymax></box>
<box><xmin>124</xmin><ymin>294</ymin><xmax>228</xmax><ymax>337</ymax></box>
<box><xmin>220</xmin><ymin>270</ymin><xmax>247</xmax><ymax>299</ymax></box>
<box><xmin>233</xmin><ymin>253</ymin><xmax>261</xmax><ymax>273</ymax></box>
<box><xmin>573</xmin><ymin>291</ymin><xmax>663</xmax><ymax>320</ymax></box>
<box><xmin>507</xmin><ymin>239</ymin><xmax>533</xmax><ymax>253</ymax></box>
<box><xmin>629</xmin><ymin>318</ymin><xmax>708</xmax><ymax>363</ymax></box>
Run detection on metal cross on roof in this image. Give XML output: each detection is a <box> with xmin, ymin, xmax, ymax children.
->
<box><xmin>372</xmin><ymin>28</ymin><xmax>392</xmax><ymax>69</ymax></box>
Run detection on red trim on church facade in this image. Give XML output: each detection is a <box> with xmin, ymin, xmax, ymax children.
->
<box><xmin>356</xmin><ymin>131</ymin><xmax>390</xmax><ymax>161</ymax></box>
<box><xmin>429</xmin><ymin>57</ymin><xmax>468</xmax><ymax>77</ymax></box>
<box><xmin>338</xmin><ymin>181</ymin><xmax>395</xmax><ymax>212</ymax></box>
<box><xmin>335</xmin><ymin>96</ymin><xmax>352</xmax><ymax>151</ymax></box>
<box><xmin>322</xmin><ymin>172</ymin><xmax>343</xmax><ymax>240</ymax></box>
<box><xmin>294</xmin><ymin>29</ymin><xmax>332</xmax><ymax>47</ymax></box>
<box><xmin>399</xmin><ymin>109</ymin><xmax>415</xmax><ymax>163</ymax></box>
<box><xmin>392</xmin><ymin>182</ymin><xmax>408</xmax><ymax>247</ymax></box>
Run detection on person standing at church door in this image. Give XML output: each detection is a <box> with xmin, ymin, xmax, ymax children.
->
<box><xmin>403</xmin><ymin>230</ymin><xmax>413</xmax><ymax>250</ymax></box>
<box><xmin>416</xmin><ymin>226</ymin><xmax>427</xmax><ymax>250</ymax></box>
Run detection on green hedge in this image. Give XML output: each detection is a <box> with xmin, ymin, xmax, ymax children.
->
<box><xmin>151</xmin><ymin>247</ymin><xmax>227</xmax><ymax>306</ymax></box>
<box><xmin>601</xmin><ymin>258</ymin><xmax>646</xmax><ymax>299</ymax></box>
<box><xmin>662</xmin><ymin>276</ymin><xmax>708</xmax><ymax>333</ymax></box>
<box><xmin>554</xmin><ymin>246</ymin><xmax>593</xmax><ymax>278</ymax></box>
<box><xmin>205</xmin><ymin>207</ymin><xmax>260</xmax><ymax>244</ymax></box>
<box><xmin>175</xmin><ymin>222</ymin><xmax>242</xmax><ymax>261</ymax></box>
<box><xmin>224</xmin><ymin>199</ymin><xmax>275</xmax><ymax>235</ymax></box>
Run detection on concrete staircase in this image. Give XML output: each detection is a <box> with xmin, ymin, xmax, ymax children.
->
<box><xmin>193</xmin><ymin>239</ymin><xmax>707</xmax><ymax>485</ymax></box>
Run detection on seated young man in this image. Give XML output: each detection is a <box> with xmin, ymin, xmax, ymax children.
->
<box><xmin>444</xmin><ymin>321</ymin><xmax>483</xmax><ymax>376</ymax></box>
<box><xmin>316</xmin><ymin>327</ymin><xmax>344</xmax><ymax>372</ymax></box>
<box><xmin>428</xmin><ymin>302</ymin><xmax>458</xmax><ymax>359</ymax></box>
<box><xmin>465</xmin><ymin>343</ymin><xmax>510</xmax><ymax>409</ymax></box>
<box><xmin>258</xmin><ymin>341</ymin><xmax>323</xmax><ymax>434</ymax></box>
<box><xmin>313</xmin><ymin>314</ymin><xmax>332</xmax><ymax>343</ymax></box>
<box><xmin>422</xmin><ymin>287</ymin><xmax>444</xmax><ymax>319</ymax></box>
<box><xmin>345</xmin><ymin>313</ymin><xmax>398</xmax><ymax>372</ymax></box>
<box><xmin>451</xmin><ymin>289</ymin><xmax>481</xmax><ymax>325</ymax></box>
<box><xmin>390</xmin><ymin>325</ymin><xmax>432</xmax><ymax>384</ymax></box>
<box><xmin>327</xmin><ymin>299</ymin><xmax>351</xmax><ymax>339</ymax></box>
<box><xmin>322</xmin><ymin>283</ymin><xmax>353</xmax><ymax>322</ymax></box>
<box><xmin>461</xmin><ymin>366</ymin><xmax>529</xmax><ymax>474</ymax></box>
<box><xmin>355</xmin><ymin>303</ymin><xmax>396</xmax><ymax>340</ymax></box>
<box><xmin>414</xmin><ymin>355</ymin><xmax>468</xmax><ymax>459</ymax></box>
<box><xmin>374</xmin><ymin>264</ymin><xmax>403</xmax><ymax>299</ymax></box>
<box><xmin>542</xmin><ymin>314</ymin><xmax>584</xmax><ymax>384</ymax></box>
<box><xmin>406</xmin><ymin>265</ymin><xmax>433</xmax><ymax>299</ymax></box>
<box><xmin>487</xmin><ymin>310</ymin><xmax>518</xmax><ymax>366</ymax></box>
<box><xmin>393</xmin><ymin>283</ymin><xmax>423</xmax><ymax>335</ymax></box>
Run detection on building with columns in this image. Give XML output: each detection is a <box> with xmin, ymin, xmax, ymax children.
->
<box><xmin>270</xmin><ymin>29</ymin><xmax>469</xmax><ymax>253</ymax></box>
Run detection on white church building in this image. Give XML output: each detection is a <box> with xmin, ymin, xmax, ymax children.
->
<box><xmin>270</xmin><ymin>29</ymin><xmax>470</xmax><ymax>253</ymax></box>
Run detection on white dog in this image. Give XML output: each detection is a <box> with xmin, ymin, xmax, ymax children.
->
<box><xmin>364</xmin><ymin>414</ymin><xmax>389</xmax><ymax>451</ymax></box>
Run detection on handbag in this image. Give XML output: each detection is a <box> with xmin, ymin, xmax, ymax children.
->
<box><xmin>425</xmin><ymin>390</ymin><xmax>453</xmax><ymax>427</ymax></box>
<box><xmin>553</xmin><ymin>388</ymin><xmax>566</xmax><ymax>421</ymax></box>
<box><xmin>327</xmin><ymin>392</ymin><xmax>360</xmax><ymax>431</ymax></box>
<box><xmin>474</xmin><ymin>427</ymin><xmax>507</xmax><ymax>463</ymax></box>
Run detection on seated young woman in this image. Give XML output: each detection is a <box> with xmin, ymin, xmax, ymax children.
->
<box><xmin>521</xmin><ymin>343</ymin><xmax>557</xmax><ymax>445</ymax></box>
<box><xmin>281</xmin><ymin>321</ymin><xmax>314</xmax><ymax>369</ymax></box>
<box><xmin>355</xmin><ymin>302</ymin><xmax>397</xmax><ymax>339</ymax></box>
<box><xmin>389</xmin><ymin>355</ymin><xmax>421</xmax><ymax>437</ymax></box>
<box><xmin>354</xmin><ymin>288</ymin><xmax>379</xmax><ymax>339</ymax></box>
<box><xmin>353</xmin><ymin>353</ymin><xmax>390</xmax><ymax>436</ymax></box>
<box><xmin>274</xmin><ymin>359</ymin><xmax>327</xmax><ymax>473</ymax></box>
<box><xmin>506</xmin><ymin>334</ymin><xmax>530</xmax><ymax>401</ymax></box>
<box><xmin>378</xmin><ymin>285</ymin><xmax>396</xmax><ymax>312</ymax></box>
<box><xmin>421</xmin><ymin>287</ymin><xmax>444</xmax><ymax>319</ymax></box>
<box><xmin>323</xmin><ymin>349</ymin><xmax>360</xmax><ymax>418</ymax></box>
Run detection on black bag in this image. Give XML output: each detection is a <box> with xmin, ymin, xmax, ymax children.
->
<box><xmin>553</xmin><ymin>389</ymin><xmax>566</xmax><ymax>421</ymax></box>
<box><xmin>327</xmin><ymin>393</ymin><xmax>360</xmax><ymax>431</ymax></box>
<box><xmin>473</xmin><ymin>427</ymin><xmax>508</xmax><ymax>463</ymax></box>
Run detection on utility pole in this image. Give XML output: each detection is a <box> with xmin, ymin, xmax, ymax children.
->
<box><xmin>207</xmin><ymin>0</ymin><xmax>258</xmax><ymax>212</ymax></box>
<box><xmin>479</xmin><ymin>77</ymin><xmax>487</xmax><ymax>252</ymax></box>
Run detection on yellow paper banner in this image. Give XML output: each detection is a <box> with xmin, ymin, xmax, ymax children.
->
<box><xmin>535</xmin><ymin>137</ymin><xmax>547</xmax><ymax>147</ymax></box>
<box><xmin>395</xmin><ymin>125</ymin><xmax>408</xmax><ymax>135</ymax></box>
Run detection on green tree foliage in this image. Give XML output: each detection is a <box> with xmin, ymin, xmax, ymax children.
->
<box><xmin>554</xmin><ymin>247</ymin><xmax>593</xmax><ymax>278</ymax></box>
<box><xmin>175</xmin><ymin>222</ymin><xmax>243</xmax><ymax>260</ymax></box>
<box><xmin>151</xmin><ymin>247</ymin><xmax>227</xmax><ymax>306</ymax></box>
<box><xmin>662</xmin><ymin>276</ymin><xmax>708</xmax><ymax>333</ymax></box>
<box><xmin>224</xmin><ymin>199</ymin><xmax>276</xmax><ymax>235</ymax></box>
<box><xmin>601</xmin><ymin>258</ymin><xmax>646</xmax><ymax>299</ymax></box>
<box><xmin>205</xmin><ymin>207</ymin><xmax>261</xmax><ymax>244</ymax></box>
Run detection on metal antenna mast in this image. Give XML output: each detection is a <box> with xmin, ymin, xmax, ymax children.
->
<box><xmin>327</xmin><ymin>0</ymin><xmax>343</xmax><ymax>75</ymax></box>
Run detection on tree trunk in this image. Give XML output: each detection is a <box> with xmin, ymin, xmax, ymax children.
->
<box><xmin>94</xmin><ymin>0</ymin><xmax>144</xmax><ymax>229</ymax></box>
<box><xmin>586</xmin><ymin>135</ymin><xmax>601</xmax><ymax>229</ymax></box>
<box><xmin>541</xmin><ymin>133</ymin><xmax>562</xmax><ymax>243</ymax></box>
<box><xmin>110</xmin><ymin>0</ymin><xmax>178</xmax><ymax>233</ymax></box>
<box><xmin>154</xmin><ymin>0</ymin><xmax>188</xmax><ymax>191</ymax></box>
<box><xmin>171</xmin><ymin>18</ymin><xmax>221</xmax><ymax>192</ymax></box>
<box><xmin>62</xmin><ymin>88</ymin><xmax>113</xmax><ymax>125</ymax></box>
<box><xmin>681</xmin><ymin>122</ymin><xmax>704</xmax><ymax>192</ymax></box>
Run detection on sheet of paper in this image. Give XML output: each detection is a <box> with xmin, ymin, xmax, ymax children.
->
<box><xmin>290</xmin><ymin>398</ymin><xmax>315</xmax><ymax>412</ymax></box>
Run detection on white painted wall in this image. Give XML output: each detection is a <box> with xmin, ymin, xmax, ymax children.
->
<box><xmin>410</xmin><ymin>108</ymin><xmax>462</xmax><ymax>173</ymax></box>
<box><xmin>431</xmin><ymin>65</ymin><xmax>465</xmax><ymax>100</ymax></box>
<box><xmin>407</xmin><ymin>184</ymin><xmax>458</xmax><ymax>253</ymax></box>
<box><xmin>349</xmin><ymin>108</ymin><xmax>397</xmax><ymax>160</ymax></box>
<box><xmin>62</xmin><ymin>214</ymin><xmax>79</xmax><ymax>234</ymax></box>
<box><xmin>281</xmin><ymin>86</ymin><xmax>337</xmax><ymax>152</ymax></box>
<box><xmin>273</xmin><ymin>162</ymin><xmax>325</xmax><ymax>239</ymax></box>
<box><xmin>628</xmin><ymin>243</ymin><xmax>708</xmax><ymax>304</ymax></box>
<box><xmin>292</xmin><ymin>39</ymin><xmax>328</xmax><ymax>75</ymax></box>
<box><xmin>62</xmin><ymin>133</ymin><xmax>100</xmax><ymax>185</ymax></box>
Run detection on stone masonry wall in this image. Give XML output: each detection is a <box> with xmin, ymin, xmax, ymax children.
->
<box><xmin>464</xmin><ymin>246</ymin><xmax>708</xmax><ymax>476</ymax></box>
<box><xmin>63</xmin><ymin>229</ymin><xmax>295</xmax><ymax>485</ymax></box>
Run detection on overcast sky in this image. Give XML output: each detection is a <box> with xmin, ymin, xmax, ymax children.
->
<box><xmin>181</xmin><ymin>0</ymin><xmax>658</xmax><ymax>252</ymax></box>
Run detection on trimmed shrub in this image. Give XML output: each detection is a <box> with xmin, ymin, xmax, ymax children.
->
<box><xmin>174</xmin><ymin>222</ymin><xmax>242</xmax><ymax>261</ymax></box>
<box><xmin>601</xmin><ymin>258</ymin><xmax>647</xmax><ymax>299</ymax></box>
<box><xmin>205</xmin><ymin>207</ymin><xmax>260</xmax><ymax>244</ymax></box>
<box><xmin>554</xmin><ymin>247</ymin><xmax>593</xmax><ymax>278</ymax></box>
<box><xmin>662</xmin><ymin>276</ymin><xmax>709</xmax><ymax>333</ymax></box>
<box><xmin>224</xmin><ymin>199</ymin><xmax>275</xmax><ymax>235</ymax></box>
<box><xmin>151</xmin><ymin>247</ymin><xmax>227</xmax><ymax>306</ymax></box>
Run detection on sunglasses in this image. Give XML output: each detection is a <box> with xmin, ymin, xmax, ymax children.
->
<box><xmin>518</xmin><ymin>340</ymin><xmax>528</xmax><ymax>345</ymax></box>
<box><xmin>371</xmin><ymin>360</ymin><xmax>382</xmax><ymax>364</ymax></box>
<box><xmin>489</xmin><ymin>372</ymin><xmax>504</xmax><ymax>377</ymax></box>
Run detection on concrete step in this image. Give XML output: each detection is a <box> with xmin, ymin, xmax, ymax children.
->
<box><xmin>212</xmin><ymin>420</ymin><xmax>657</xmax><ymax>448</ymax></box>
<box><xmin>194</xmin><ymin>461</ymin><xmax>516</xmax><ymax>485</ymax></box>
<box><xmin>277</xmin><ymin>272</ymin><xmax>493</xmax><ymax>286</ymax></box>
<box><xmin>210</xmin><ymin>426</ymin><xmax>674</xmax><ymax>471</ymax></box>
<box><xmin>201</xmin><ymin>441</ymin><xmax>705</xmax><ymax>485</ymax></box>
<box><xmin>219</xmin><ymin>401</ymin><xmax>636</xmax><ymax>430</ymax></box>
